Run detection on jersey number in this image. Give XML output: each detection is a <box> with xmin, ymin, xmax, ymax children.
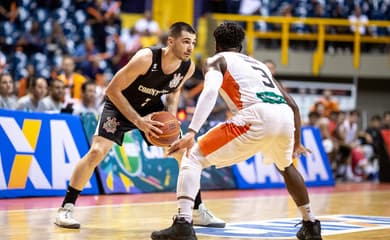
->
<box><xmin>141</xmin><ymin>98</ymin><xmax>151</xmax><ymax>107</ymax></box>
<box><xmin>251</xmin><ymin>66</ymin><xmax>275</xmax><ymax>88</ymax></box>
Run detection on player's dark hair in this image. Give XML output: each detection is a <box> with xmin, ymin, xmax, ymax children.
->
<box><xmin>168</xmin><ymin>22</ymin><xmax>196</xmax><ymax>38</ymax></box>
<box><xmin>213</xmin><ymin>22</ymin><xmax>245</xmax><ymax>50</ymax></box>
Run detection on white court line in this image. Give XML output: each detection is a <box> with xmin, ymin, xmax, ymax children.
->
<box><xmin>0</xmin><ymin>190</ymin><xmax>372</xmax><ymax>213</ymax></box>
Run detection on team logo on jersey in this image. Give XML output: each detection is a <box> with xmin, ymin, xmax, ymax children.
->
<box><xmin>103</xmin><ymin>117</ymin><xmax>120</xmax><ymax>133</ymax></box>
<box><xmin>169</xmin><ymin>73</ymin><xmax>183</xmax><ymax>88</ymax></box>
<box><xmin>195</xmin><ymin>215</ymin><xmax>390</xmax><ymax>239</ymax></box>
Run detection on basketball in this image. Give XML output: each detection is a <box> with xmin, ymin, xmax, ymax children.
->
<box><xmin>147</xmin><ymin>111</ymin><xmax>181</xmax><ymax>147</ymax></box>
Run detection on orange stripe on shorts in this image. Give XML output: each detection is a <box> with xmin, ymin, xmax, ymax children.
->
<box><xmin>198</xmin><ymin>122</ymin><xmax>251</xmax><ymax>156</ymax></box>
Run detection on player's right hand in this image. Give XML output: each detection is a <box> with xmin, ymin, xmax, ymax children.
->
<box><xmin>136</xmin><ymin>114</ymin><xmax>164</xmax><ymax>139</ymax></box>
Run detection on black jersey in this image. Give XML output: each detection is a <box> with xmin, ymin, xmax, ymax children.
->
<box><xmin>106</xmin><ymin>47</ymin><xmax>191</xmax><ymax>116</ymax></box>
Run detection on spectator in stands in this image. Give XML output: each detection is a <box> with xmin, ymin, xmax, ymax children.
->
<box><xmin>37</xmin><ymin>78</ymin><xmax>65</xmax><ymax>113</ymax></box>
<box><xmin>349</xmin><ymin>5</ymin><xmax>372</xmax><ymax>52</ymax></box>
<box><xmin>86</xmin><ymin>0</ymin><xmax>109</xmax><ymax>52</ymax></box>
<box><xmin>382</xmin><ymin>111</ymin><xmax>390</xmax><ymax>129</ymax></box>
<box><xmin>16</xmin><ymin>64</ymin><xmax>35</xmax><ymax>97</ymax></box>
<box><xmin>0</xmin><ymin>50</ymin><xmax>7</xmax><ymax>74</ymax></box>
<box><xmin>0</xmin><ymin>0</ymin><xmax>19</xmax><ymax>23</ymax></box>
<box><xmin>45</xmin><ymin>21</ymin><xmax>69</xmax><ymax>57</ymax></box>
<box><xmin>366</xmin><ymin>115</ymin><xmax>388</xmax><ymax>169</ymax></box>
<box><xmin>119</xmin><ymin>26</ymin><xmax>142</xmax><ymax>54</ymax></box>
<box><xmin>72</xmin><ymin>81</ymin><xmax>99</xmax><ymax>116</ymax></box>
<box><xmin>18</xmin><ymin>20</ymin><xmax>44</xmax><ymax>55</ymax></box>
<box><xmin>73</xmin><ymin>38</ymin><xmax>110</xmax><ymax>81</ymax></box>
<box><xmin>57</xmin><ymin>56</ymin><xmax>87</xmax><ymax>102</ymax></box>
<box><xmin>134</xmin><ymin>10</ymin><xmax>160</xmax><ymax>36</ymax></box>
<box><xmin>0</xmin><ymin>73</ymin><xmax>17</xmax><ymax>109</ymax></box>
<box><xmin>311</xmin><ymin>89</ymin><xmax>340</xmax><ymax>117</ymax></box>
<box><xmin>306</xmin><ymin>111</ymin><xmax>320</xmax><ymax>127</ymax></box>
<box><xmin>15</xmin><ymin>77</ymin><xmax>48</xmax><ymax>112</ymax></box>
<box><xmin>335</xmin><ymin>109</ymin><xmax>361</xmax><ymax>181</ymax></box>
<box><xmin>101</xmin><ymin>0</ymin><xmax>121</xmax><ymax>26</ymax></box>
<box><xmin>349</xmin><ymin>5</ymin><xmax>370</xmax><ymax>36</ymax></box>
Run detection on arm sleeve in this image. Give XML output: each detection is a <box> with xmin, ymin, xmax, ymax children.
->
<box><xmin>188</xmin><ymin>70</ymin><xmax>223</xmax><ymax>133</ymax></box>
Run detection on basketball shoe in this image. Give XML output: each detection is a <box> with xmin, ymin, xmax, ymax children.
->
<box><xmin>296</xmin><ymin>220</ymin><xmax>322</xmax><ymax>240</ymax></box>
<box><xmin>151</xmin><ymin>216</ymin><xmax>197</xmax><ymax>240</ymax></box>
<box><xmin>192</xmin><ymin>203</ymin><xmax>226</xmax><ymax>228</ymax></box>
<box><xmin>55</xmin><ymin>203</ymin><xmax>80</xmax><ymax>229</ymax></box>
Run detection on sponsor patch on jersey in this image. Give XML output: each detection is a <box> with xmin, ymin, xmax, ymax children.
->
<box><xmin>195</xmin><ymin>215</ymin><xmax>390</xmax><ymax>239</ymax></box>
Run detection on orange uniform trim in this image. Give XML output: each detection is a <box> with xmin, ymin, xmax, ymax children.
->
<box><xmin>221</xmin><ymin>70</ymin><xmax>242</xmax><ymax>110</ymax></box>
<box><xmin>198</xmin><ymin>122</ymin><xmax>250</xmax><ymax>156</ymax></box>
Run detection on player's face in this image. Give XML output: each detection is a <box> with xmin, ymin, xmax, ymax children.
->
<box><xmin>170</xmin><ymin>31</ymin><xmax>196</xmax><ymax>61</ymax></box>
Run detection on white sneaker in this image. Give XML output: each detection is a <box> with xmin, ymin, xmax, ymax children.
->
<box><xmin>192</xmin><ymin>203</ymin><xmax>226</xmax><ymax>228</ymax></box>
<box><xmin>55</xmin><ymin>203</ymin><xmax>80</xmax><ymax>229</ymax></box>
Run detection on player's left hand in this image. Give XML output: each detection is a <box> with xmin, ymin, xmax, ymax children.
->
<box><xmin>167</xmin><ymin>132</ymin><xmax>196</xmax><ymax>157</ymax></box>
<box><xmin>293</xmin><ymin>143</ymin><xmax>312</xmax><ymax>158</ymax></box>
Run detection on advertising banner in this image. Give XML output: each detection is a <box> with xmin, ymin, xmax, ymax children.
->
<box><xmin>96</xmin><ymin>130</ymin><xmax>180</xmax><ymax>194</ymax></box>
<box><xmin>232</xmin><ymin>126</ymin><xmax>335</xmax><ymax>189</ymax></box>
<box><xmin>0</xmin><ymin>109</ymin><xmax>99</xmax><ymax>198</ymax></box>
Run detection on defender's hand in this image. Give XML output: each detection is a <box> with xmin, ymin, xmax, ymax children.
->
<box><xmin>293</xmin><ymin>143</ymin><xmax>312</xmax><ymax>158</ymax></box>
<box><xmin>167</xmin><ymin>132</ymin><xmax>196</xmax><ymax>157</ymax></box>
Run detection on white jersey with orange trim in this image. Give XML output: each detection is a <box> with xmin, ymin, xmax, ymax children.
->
<box><xmin>217</xmin><ymin>52</ymin><xmax>286</xmax><ymax>115</ymax></box>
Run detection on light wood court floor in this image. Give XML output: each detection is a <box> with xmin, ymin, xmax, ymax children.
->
<box><xmin>1</xmin><ymin>182</ymin><xmax>390</xmax><ymax>240</ymax></box>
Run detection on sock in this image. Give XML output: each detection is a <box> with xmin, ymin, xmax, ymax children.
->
<box><xmin>193</xmin><ymin>191</ymin><xmax>202</xmax><ymax>209</ymax></box>
<box><xmin>298</xmin><ymin>203</ymin><xmax>316</xmax><ymax>222</ymax></box>
<box><xmin>178</xmin><ymin>198</ymin><xmax>194</xmax><ymax>223</ymax></box>
<box><xmin>62</xmin><ymin>186</ymin><xmax>81</xmax><ymax>207</ymax></box>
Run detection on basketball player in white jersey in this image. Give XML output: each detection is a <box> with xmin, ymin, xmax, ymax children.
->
<box><xmin>151</xmin><ymin>22</ymin><xmax>322</xmax><ymax>240</ymax></box>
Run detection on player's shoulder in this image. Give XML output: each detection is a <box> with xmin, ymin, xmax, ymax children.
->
<box><xmin>133</xmin><ymin>48</ymin><xmax>153</xmax><ymax>59</ymax></box>
<box><xmin>206</xmin><ymin>53</ymin><xmax>226</xmax><ymax>66</ymax></box>
<box><xmin>127</xmin><ymin>48</ymin><xmax>153</xmax><ymax>69</ymax></box>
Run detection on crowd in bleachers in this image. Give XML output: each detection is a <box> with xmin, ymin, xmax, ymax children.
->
<box><xmin>208</xmin><ymin>0</ymin><xmax>390</xmax><ymax>30</ymax></box>
<box><xmin>0</xmin><ymin>0</ymin><xmax>166</xmax><ymax>115</ymax></box>
<box><xmin>207</xmin><ymin>0</ymin><xmax>390</xmax><ymax>52</ymax></box>
<box><xmin>305</xmin><ymin>90</ymin><xmax>390</xmax><ymax>182</ymax></box>
<box><xmin>0</xmin><ymin>0</ymin><xmax>389</xmax><ymax>182</ymax></box>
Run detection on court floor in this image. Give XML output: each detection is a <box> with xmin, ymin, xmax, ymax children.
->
<box><xmin>1</xmin><ymin>182</ymin><xmax>390</xmax><ymax>240</ymax></box>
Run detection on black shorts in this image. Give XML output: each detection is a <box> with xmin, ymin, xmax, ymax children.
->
<box><xmin>97</xmin><ymin>101</ymin><xmax>164</xmax><ymax>145</ymax></box>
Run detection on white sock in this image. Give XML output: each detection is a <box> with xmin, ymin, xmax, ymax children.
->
<box><xmin>178</xmin><ymin>198</ymin><xmax>194</xmax><ymax>223</ymax></box>
<box><xmin>298</xmin><ymin>203</ymin><xmax>315</xmax><ymax>222</ymax></box>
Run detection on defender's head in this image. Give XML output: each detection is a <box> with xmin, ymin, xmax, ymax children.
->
<box><xmin>213</xmin><ymin>22</ymin><xmax>245</xmax><ymax>53</ymax></box>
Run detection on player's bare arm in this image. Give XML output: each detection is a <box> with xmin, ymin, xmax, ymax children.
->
<box><xmin>167</xmin><ymin>56</ymin><xmax>224</xmax><ymax>156</ymax></box>
<box><xmin>273</xmin><ymin>79</ymin><xmax>311</xmax><ymax>156</ymax></box>
<box><xmin>105</xmin><ymin>48</ymin><xmax>163</xmax><ymax>138</ymax></box>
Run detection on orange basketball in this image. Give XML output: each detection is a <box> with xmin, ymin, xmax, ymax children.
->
<box><xmin>147</xmin><ymin>111</ymin><xmax>181</xmax><ymax>147</ymax></box>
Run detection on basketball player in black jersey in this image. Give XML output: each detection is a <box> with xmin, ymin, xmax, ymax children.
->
<box><xmin>55</xmin><ymin>22</ymin><xmax>225</xmax><ymax>229</ymax></box>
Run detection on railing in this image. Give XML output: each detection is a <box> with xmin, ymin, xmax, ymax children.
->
<box><xmin>211</xmin><ymin>14</ymin><xmax>390</xmax><ymax>75</ymax></box>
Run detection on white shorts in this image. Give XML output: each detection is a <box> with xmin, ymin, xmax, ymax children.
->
<box><xmin>195</xmin><ymin>103</ymin><xmax>295</xmax><ymax>171</ymax></box>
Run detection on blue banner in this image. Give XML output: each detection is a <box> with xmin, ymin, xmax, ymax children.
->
<box><xmin>232</xmin><ymin>127</ymin><xmax>334</xmax><ymax>189</ymax></box>
<box><xmin>0</xmin><ymin>109</ymin><xmax>99</xmax><ymax>198</ymax></box>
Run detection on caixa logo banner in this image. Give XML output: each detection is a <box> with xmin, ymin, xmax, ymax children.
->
<box><xmin>0</xmin><ymin>109</ymin><xmax>99</xmax><ymax>198</ymax></box>
<box><xmin>232</xmin><ymin>126</ymin><xmax>334</xmax><ymax>188</ymax></box>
